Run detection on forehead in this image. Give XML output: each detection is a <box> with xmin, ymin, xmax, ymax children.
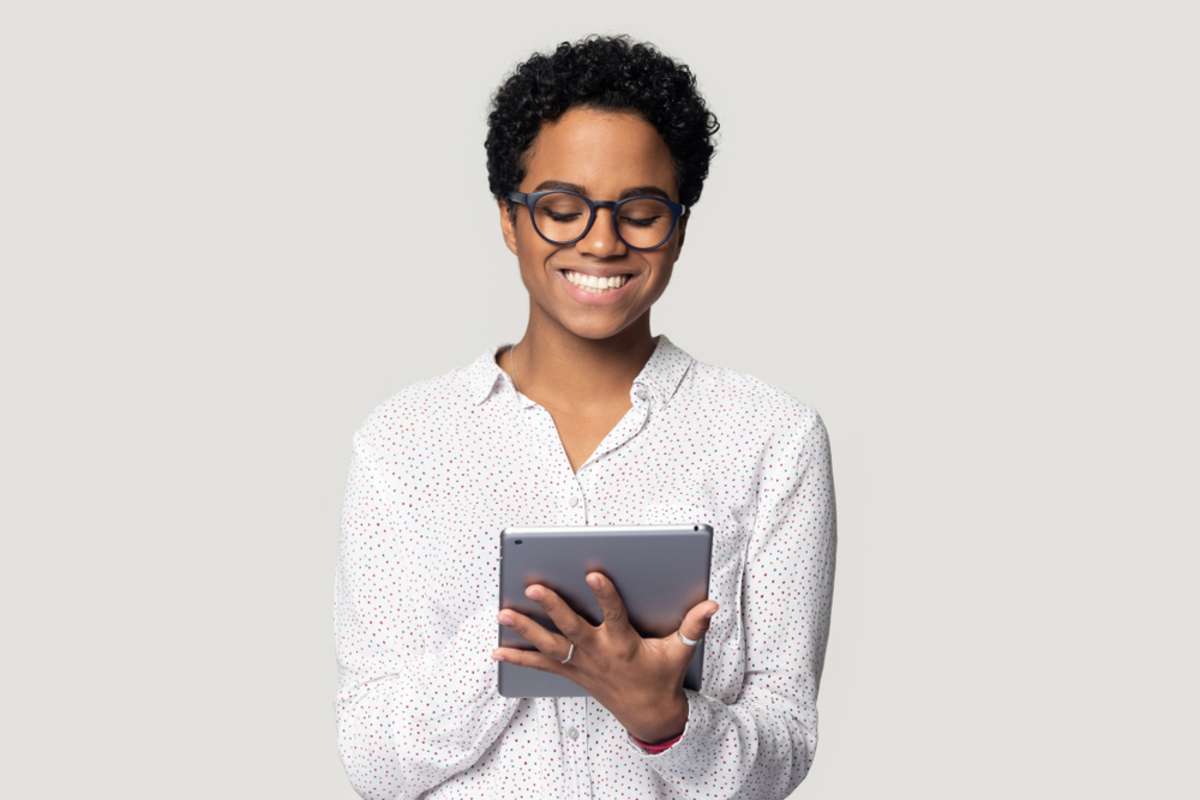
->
<box><xmin>522</xmin><ymin>106</ymin><xmax>677</xmax><ymax>198</ymax></box>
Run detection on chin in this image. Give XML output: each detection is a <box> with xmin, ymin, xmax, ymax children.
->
<box><xmin>545</xmin><ymin>312</ymin><xmax>631</xmax><ymax>341</ymax></box>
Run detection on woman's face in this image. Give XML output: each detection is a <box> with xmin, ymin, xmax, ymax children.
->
<box><xmin>498</xmin><ymin>106</ymin><xmax>688</xmax><ymax>341</ymax></box>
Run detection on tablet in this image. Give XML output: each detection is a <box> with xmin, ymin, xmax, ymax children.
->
<box><xmin>497</xmin><ymin>523</ymin><xmax>714</xmax><ymax>698</ymax></box>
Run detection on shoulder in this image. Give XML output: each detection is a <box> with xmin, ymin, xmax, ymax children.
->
<box><xmin>350</xmin><ymin>360</ymin><xmax>480</xmax><ymax>456</ymax></box>
<box><xmin>683</xmin><ymin>356</ymin><xmax>828</xmax><ymax>443</ymax></box>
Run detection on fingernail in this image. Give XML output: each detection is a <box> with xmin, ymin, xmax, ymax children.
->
<box><xmin>498</xmin><ymin>611</ymin><xmax>513</xmax><ymax>625</ymax></box>
<box><xmin>525</xmin><ymin>586</ymin><xmax>541</xmax><ymax>599</ymax></box>
<box><xmin>705</xmin><ymin>607</ymin><xmax>718</xmax><ymax>619</ymax></box>
<box><xmin>586</xmin><ymin>573</ymin><xmax>600</xmax><ymax>588</ymax></box>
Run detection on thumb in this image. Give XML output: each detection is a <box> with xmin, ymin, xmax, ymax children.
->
<box><xmin>673</xmin><ymin>601</ymin><xmax>719</xmax><ymax>656</ymax></box>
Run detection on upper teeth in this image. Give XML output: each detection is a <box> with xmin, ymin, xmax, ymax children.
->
<box><xmin>563</xmin><ymin>270</ymin><xmax>630</xmax><ymax>290</ymax></box>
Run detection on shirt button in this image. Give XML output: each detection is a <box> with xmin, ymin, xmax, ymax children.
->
<box><xmin>569</xmin><ymin>495</ymin><xmax>580</xmax><ymax>507</ymax></box>
<box><xmin>567</xmin><ymin>726</ymin><xmax>579</xmax><ymax>740</ymax></box>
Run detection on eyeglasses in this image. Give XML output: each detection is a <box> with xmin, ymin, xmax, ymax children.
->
<box><xmin>507</xmin><ymin>189</ymin><xmax>687</xmax><ymax>251</ymax></box>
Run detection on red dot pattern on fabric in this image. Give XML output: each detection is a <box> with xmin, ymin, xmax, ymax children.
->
<box><xmin>334</xmin><ymin>333</ymin><xmax>837</xmax><ymax>799</ymax></box>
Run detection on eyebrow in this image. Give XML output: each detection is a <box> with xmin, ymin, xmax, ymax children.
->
<box><xmin>532</xmin><ymin>180</ymin><xmax>672</xmax><ymax>201</ymax></box>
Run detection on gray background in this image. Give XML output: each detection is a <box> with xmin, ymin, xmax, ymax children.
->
<box><xmin>2</xmin><ymin>1</ymin><xmax>1196</xmax><ymax>797</ymax></box>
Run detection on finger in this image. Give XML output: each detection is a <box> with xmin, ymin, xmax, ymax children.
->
<box><xmin>670</xmin><ymin>600</ymin><xmax>719</xmax><ymax>658</ymax></box>
<box><xmin>498</xmin><ymin>608</ymin><xmax>572</xmax><ymax>659</ymax></box>
<box><xmin>525</xmin><ymin>584</ymin><xmax>592</xmax><ymax>642</ymax></box>
<box><xmin>491</xmin><ymin>645</ymin><xmax>568</xmax><ymax>676</ymax></box>
<box><xmin>585</xmin><ymin>571</ymin><xmax>634</xmax><ymax>634</ymax></box>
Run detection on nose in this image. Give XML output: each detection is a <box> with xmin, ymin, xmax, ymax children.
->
<box><xmin>576</xmin><ymin>207</ymin><xmax>627</xmax><ymax>257</ymax></box>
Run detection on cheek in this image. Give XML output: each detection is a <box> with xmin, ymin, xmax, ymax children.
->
<box><xmin>514</xmin><ymin>233</ymin><xmax>557</xmax><ymax>276</ymax></box>
<box><xmin>642</xmin><ymin>259</ymin><xmax>675</xmax><ymax>296</ymax></box>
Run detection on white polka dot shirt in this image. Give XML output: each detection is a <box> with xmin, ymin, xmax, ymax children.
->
<box><xmin>334</xmin><ymin>333</ymin><xmax>837</xmax><ymax>799</ymax></box>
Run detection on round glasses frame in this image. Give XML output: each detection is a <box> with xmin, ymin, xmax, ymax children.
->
<box><xmin>506</xmin><ymin>189</ymin><xmax>688</xmax><ymax>251</ymax></box>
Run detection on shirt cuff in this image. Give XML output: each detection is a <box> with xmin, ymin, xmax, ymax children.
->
<box><xmin>628</xmin><ymin>730</ymin><xmax>683</xmax><ymax>753</ymax></box>
<box><xmin>622</xmin><ymin>689</ymin><xmax>710</xmax><ymax>762</ymax></box>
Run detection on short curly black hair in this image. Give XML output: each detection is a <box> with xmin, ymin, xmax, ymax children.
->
<box><xmin>485</xmin><ymin>33</ymin><xmax>720</xmax><ymax>217</ymax></box>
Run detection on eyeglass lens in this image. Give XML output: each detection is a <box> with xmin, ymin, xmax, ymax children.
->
<box><xmin>532</xmin><ymin>192</ymin><xmax>675</xmax><ymax>249</ymax></box>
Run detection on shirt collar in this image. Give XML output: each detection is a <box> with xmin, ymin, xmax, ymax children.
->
<box><xmin>466</xmin><ymin>333</ymin><xmax>693</xmax><ymax>409</ymax></box>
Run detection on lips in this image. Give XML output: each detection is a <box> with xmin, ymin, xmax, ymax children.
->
<box><xmin>556</xmin><ymin>268</ymin><xmax>636</xmax><ymax>279</ymax></box>
<box><xmin>554</xmin><ymin>267</ymin><xmax>641</xmax><ymax>304</ymax></box>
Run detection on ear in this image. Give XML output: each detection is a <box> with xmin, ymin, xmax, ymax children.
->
<box><xmin>498</xmin><ymin>198</ymin><xmax>519</xmax><ymax>256</ymax></box>
<box><xmin>676</xmin><ymin>209</ymin><xmax>690</xmax><ymax>252</ymax></box>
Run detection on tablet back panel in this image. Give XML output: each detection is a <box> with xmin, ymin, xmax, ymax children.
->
<box><xmin>497</xmin><ymin>523</ymin><xmax>713</xmax><ymax>698</ymax></box>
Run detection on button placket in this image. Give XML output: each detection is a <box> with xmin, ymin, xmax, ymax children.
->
<box><xmin>581</xmin><ymin>697</ymin><xmax>593</xmax><ymax>797</ymax></box>
<box><xmin>567</xmin><ymin>474</ymin><xmax>588</xmax><ymax>522</ymax></box>
<box><xmin>566</xmin><ymin>698</ymin><xmax>589</xmax><ymax>798</ymax></box>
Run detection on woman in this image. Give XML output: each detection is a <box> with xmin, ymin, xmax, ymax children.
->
<box><xmin>335</xmin><ymin>33</ymin><xmax>837</xmax><ymax>800</ymax></box>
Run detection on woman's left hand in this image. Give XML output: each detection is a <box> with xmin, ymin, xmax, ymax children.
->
<box><xmin>492</xmin><ymin>570</ymin><xmax>718</xmax><ymax>743</ymax></box>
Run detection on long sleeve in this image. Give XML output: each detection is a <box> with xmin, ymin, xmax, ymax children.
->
<box><xmin>623</xmin><ymin>408</ymin><xmax>837</xmax><ymax>799</ymax></box>
<box><xmin>334</xmin><ymin>425</ymin><xmax>521</xmax><ymax>800</ymax></box>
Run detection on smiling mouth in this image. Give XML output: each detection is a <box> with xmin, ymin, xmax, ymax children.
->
<box><xmin>557</xmin><ymin>268</ymin><xmax>637</xmax><ymax>292</ymax></box>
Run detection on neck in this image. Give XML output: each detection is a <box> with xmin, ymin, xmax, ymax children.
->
<box><xmin>506</xmin><ymin>312</ymin><xmax>657</xmax><ymax>413</ymax></box>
